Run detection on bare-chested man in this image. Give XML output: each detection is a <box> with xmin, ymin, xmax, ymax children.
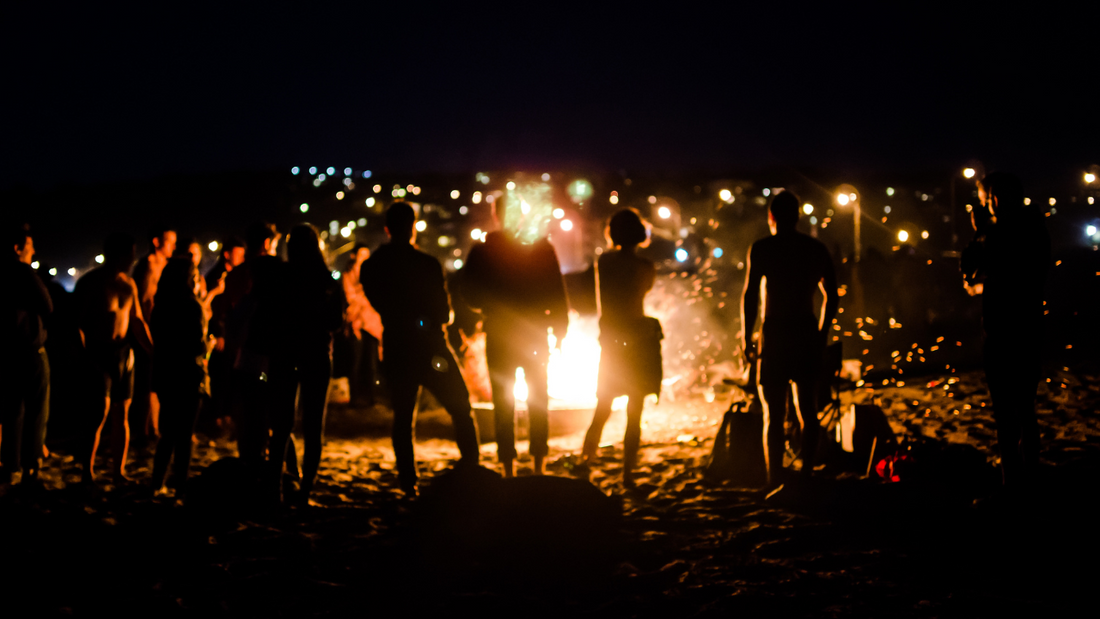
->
<box><xmin>75</xmin><ymin>232</ymin><xmax>154</xmax><ymax>483</ymax></box>
<box><xmin>131</xmin><ymin>226</ymin><xmax>176</xmax><ymax>438</ymax></box>
<box><xmin>741</xmin><ymin>190</ymin><xmax>838</xmax><ymax>487</ymax></box>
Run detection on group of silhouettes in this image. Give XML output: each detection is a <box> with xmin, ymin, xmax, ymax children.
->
<box><xmin>3</xmin><ymin>172</ymin><xmax>1049</xmax><ymax>505</ymax></box>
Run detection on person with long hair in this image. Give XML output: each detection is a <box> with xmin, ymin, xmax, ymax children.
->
<box><xmin>268</xmin><ymin>224</ymin><xmax>346</xmax><ymax>504</ymax></box>
<box><xmin>580</xmin><ymin>209</ymin><xmax>662</xmax><ymax>487</ymax></box>
<box><xmin>149</xmin><ymin>257</ymin><xmax>209</xmax><ymax>493</ymax></box>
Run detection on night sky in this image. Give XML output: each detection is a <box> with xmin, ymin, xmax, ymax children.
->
<box><xmin>4</xmin><ymin>4</ymin><xmax>1097</xmax><ymax>187</ymax></box>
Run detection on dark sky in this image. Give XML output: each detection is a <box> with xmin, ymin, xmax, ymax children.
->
<box><xmin>4</xmin><ymin>4</ymin><xmax>1097</xmax><ymax>187</ymax></box>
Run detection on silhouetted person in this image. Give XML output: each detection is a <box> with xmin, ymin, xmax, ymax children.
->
<box><xmin>75</xmin><ymin>233</ymin><xmax>153</xmax><ymax>483</ymax></box>
<box><xmin>204</xmin><ymin>236</ymin><xmax>245</xmax><ymax>429</ymax></box>
<box><xmin>361</xmin><ymin>203</ymin><xmax>480</xmax><ymax>495</ymax></box>
<box><xmin>2</xmin><ymin>225</ymin><xmax>53</xmax><ymax>485</ymax></box>
<box><xmin>132</xmin><ymin>226</ymin><xmax>177</xmax><ymax>439</ymax></box>
<box><xmin>967</xmin><ymin>173</ymin><xmax>1050</xmax><ymax>488</ymax></box>
<box><xmin>741</xmin><ymin>190</ymin><xmax>838</xmax><ymax>487</ymax></box>
<box><xmin>224</xmin><ymin>222</ymin><xmax>282</xmax><ymax>465</ymax></box>
<box><xmin>580</xmin><ymin>209</ymin><xmax>662</xmax><ymax>487</ymax></box>
<box><xmin>338</xmin><ymin>243</ymin><xmax>382</xmax><ymax>406</ymax></box>
<box><xmin>150</xmin><ymin>258</ymin><xmax>210</xmax><ymax>494</ymax></box>
<box><xmin>463</xmin><ymin>200</ymin><xmax>568</xmax><ymax>477</ymax></box>
<box><xmin>267</xmin><ymin>224</ymin><xmax>346</xmax><ymax>504</ymax></box>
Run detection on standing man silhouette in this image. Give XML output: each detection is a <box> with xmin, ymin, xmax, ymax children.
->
<box><xmin>741</xmin><ymin>190</ymin><xmax>838</xmax><ymax>487</ymax></box>
<box><xmin>463</xmin><ymin>194</ymin><xmax>569</xmax><ymax>477</ymax></box>
<box><xmin>361</xmin><ymin>203</ymin><xmax>480</xmax><ymax>496</ymax></box>
<box><xmin>966</xmin><ymin>172</ymin><xmax>1049</xmax><ymax>489</ymax></box>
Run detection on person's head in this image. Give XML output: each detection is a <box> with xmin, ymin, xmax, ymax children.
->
<box><xmin>385</xmin><ymin>202</ymin><xmax>417</xmax><ymax>243</ymax></box>
<box><xmin>767</xmin><ymin>190</ymin><xmax>801</xmax><ymax>234</ymax></box>
<box><xmin>246</xmin><ymin>222</ymin><xmax>280</xmax><ymax>257</ymax></box>
<box><xmin>155</xmin><ymin>257</ymin><xmax>200</xmax><ymax>305</ymax></box>
<box><xmin>186</xmin><ymin>240</ymin><xmax>203</xmax><ymax>267</ymax></box>
<box><xmin>103</xmin><ymin>232</ymin><xmax>137</xmax><ymax>271</ymax></box>
<box><xmin>149</xmin><ymin>226</ymin><xmax>177</xmax><ymax>259</ymax></box>
<box><xmin>606</xmin><ymin>208</ymin><xmax>649</xmax><ymax>249</ymax></box>
<box><xmin>977</xmin><ymin>172</ymin><xmax>1025</xmax><ymax>223</ymax></box>
<box><xmin>11</xmin><ymin>224</ymin><xmax>34</xmax><ymax>264</ymax></box>
<box><xmin>286</xmin><ymin>223</ymin><xmax>328</xmax><ymax>273</ymax></box>
<box><xmin>347</xmin><ymin>242</ymin><xmax>370</xmax><ymax>269</ymax></box>
<box><xmin>222</xmin><ymin>236</ymin><xmax>246</xmax><ymax>267</ymax></box>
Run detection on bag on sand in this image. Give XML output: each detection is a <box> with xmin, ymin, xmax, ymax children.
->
<box><xmin>705</xmin><ymin>401</ymin><xmax>767</xmax><ymax>486</ymax></box>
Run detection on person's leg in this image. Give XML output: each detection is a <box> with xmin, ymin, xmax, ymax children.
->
<box><xmin>526</xmin><ymin>351</ymin><xmax>550</xmax><ymax>474</ymax></box>
<box><xmin>150</xmin><ymin>390</ymin><xmax>176</xmax><ymax>489</ymax></box>
<box><xmin>791</xmin><ymin>373</ymin><xmax>820</xmax><ymax>473</ymax></box>
<box><xmin>109</xmin><ymin>398</ymin><xmax>132</xmax><ymax>479</ymax></box>
<box><xmin>86</xmin><ymin>393</ymin><xmax>111</xmax><ymax>483</ymax></box>
<box><xmin>422</xmin><ymin>342</ymin><xmax>480</xmax><ymax>465</ymax></box>
<box><xmin>387</xmin><ymin>369</ymin><xmax>420</xmax><ymax>493</ymax></box>
<box><xmin>22</xmin><ymin>348</ymin><xmax>50</xmax><ymax>479</ymax></box>
<box><xmin>758</xmin><ymin>377</ymin><xmax>790</xmax><ymax>487</ymax></box>
<box><xmin>267</xmin><ymin>362</ymin><xmax>298</xmax><ymax>501</ymax></box>
<box><xmin>171</xmin><ymin>392</ymin><xmax>202</xmax><ymax>487</ymax></box>
<box><xmin>299</xmin><ymin>353</ymin><xmax>332</xmax><ymax>497</ymax></box>
<box><xmin>622</xmin><ymin>394</ymin><xmax>646</xmax><ymax>485</ymax></box>
<box><xmin>489</xmin><ymin>358</ymin><xmax>517</xmax><ymax>477</ymax></box>
<box><xmin>582</xmin><ymin>399</ymin><xmax>614</xmax><ymax>462</ymax></box>
<box><xmin>0</xmin><ymin>392</ymin><xmax>24</xmax><ymax>483</ymax></box>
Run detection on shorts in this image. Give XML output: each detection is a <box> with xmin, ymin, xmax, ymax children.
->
<box><xmin>91</xmin><ymin>344</ymin><xmax>135</xmax><ymax>402</ymax></box>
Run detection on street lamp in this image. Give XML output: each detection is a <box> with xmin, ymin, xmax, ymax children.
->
<box><xmin>835</xmin><ymin>184</ymin><xmax>861</xmax><ymax>262</ymax></box>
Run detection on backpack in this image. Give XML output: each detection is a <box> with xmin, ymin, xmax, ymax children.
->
<box><xmin>705</xmin><ymin>400</ymin><xmax>767</xmax><ymax>486</ymax></box>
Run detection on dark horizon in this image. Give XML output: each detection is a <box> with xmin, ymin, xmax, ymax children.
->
<box><xmin>5</xmin><ymin>5</ymin><xmax>1097</xmax><ymax>189</ymax></box>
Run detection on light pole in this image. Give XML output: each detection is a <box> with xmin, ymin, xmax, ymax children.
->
<box><xmin>835</xmin><ymin>184</ymin><xmax>860</xmax><ymax>262</ymax></box>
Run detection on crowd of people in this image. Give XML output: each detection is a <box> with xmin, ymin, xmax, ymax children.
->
<box><xmin>2</xmin><ymin>171</ymin><xmax>1049</xmax><ymax>504</ymax></box>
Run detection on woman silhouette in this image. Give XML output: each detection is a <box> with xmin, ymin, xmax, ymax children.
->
<box><xmin>580</xmin><ymin>209</ymin><xmax>662</xmax><ymax>487</ymax></box>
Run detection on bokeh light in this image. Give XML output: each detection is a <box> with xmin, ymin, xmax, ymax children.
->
<box><xmin>898</xmin><ymin>230</ymin><xmax>910</xmax><ymax>243</ymax></box>
<box><xmin>560</xmin><ymin>219</ymin><xmax>574</xmax><ymax>231</ymax></box>
<box><xmin>415</xmin><ymin>220</ymin><xmax>427</xmax><ymax>232</ymax></box>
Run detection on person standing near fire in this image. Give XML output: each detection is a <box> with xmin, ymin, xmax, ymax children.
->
<box><xmin>740</xmin><ymin>190</ymin><xmax>838</xmax><ymax>488</ymax></box>
<box><xmin>463</xmin><ymin>191</ymin><xmax>569</xmax><ymax>477</ymax></box>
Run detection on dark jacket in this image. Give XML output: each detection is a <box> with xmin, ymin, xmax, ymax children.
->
<box><xmin>361</xmin><ymin>240</ymin><xmax>451</xmax><ymax>348</ymax></box>
<box><xmin>5</xmin><ymin>259</ymin><xmax>53</xmax><ymax>349</ymax></box>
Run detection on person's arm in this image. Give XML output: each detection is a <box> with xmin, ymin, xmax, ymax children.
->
<box><xmin>740</xmin><ymin>245</ymin><xmax>761</xmax><ymax>356</ymax></box>
<box><xmin>432</xmin><ymin>260</ymin><xmax>454</xmax><ymax>329</ymax></box>
<box><xmin>818</xmin><ymin>249</ymin><xmax>839</xmax><ymax>335</ymax></box>
<box><xmin>129</xmin><ymin>278</ymin><xmax>154</xmax><ymax>355</ymax></box>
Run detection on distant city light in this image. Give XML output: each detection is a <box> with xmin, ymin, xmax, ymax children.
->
<box><xmin>763</xmin><ymin>188</ymin><xmax>771</xmax><ymax>197</ymax></box>
<box><xmin>438</xmin><ymin>236</ymin><xmax>451</xmax><ymax>247</ymax></box>
<box><xmin>67</xmin><ymin>267</ymin><xmax>77</xmax><ymax>276</ymax></box>
<box><xmin>471</xmin><ymin>228</ymin><xmax>483</xmax><ymax>240</ymax></box>
<box><xmin>340</xmin><ymin>228</ymin><xmax>351</xmax><ymax>238</ymax></box>
<box><xmin>309</xmin><ymin>167</ymin><xmax>317</xmax><ymax>175</ymax></box>
<box><xmin>809</xmin><ymin>216</ymin><xmax>818</xmax><ymax>225</ymax></box>
<box><xmin>1024</xmin><ymin>197</ymin><xmax>1031</xmax><ymax>205</ymax></box>
<box><xmin>657</xmin><ymin>206</ymin><xmax>672</xmax><ymax>219</ymax></box>
<box><xmin>49</xmin><ymin>268</ymin><xmax>57</xmax><ymax>276</ymax></box>
<box><xmin>454</xmin><ymin>258</ymin><xmax>464</xmax><ymax>269</ymax></box>
<box><xmin>291</xmin><ymin>166</ymin><xmax>300</xmax><ymax>175</ymax></box>
<box><xmin>411</xmin><ymin>186</ymin><xmax>421</xmax><ymax>195</ymax></box>
<box><xmin>1049</xmin><ymin>197</ymin><xmax>1057</xmax><ymax>206</ymax></box>
<box><xmin>373</xmin><ymin>184</ymin><xmax>381</xmax><ymax>193</ymax></box>
<box><xmin>95</xmin><ymin>254</ymin><xmax>105</xmax><ymax>263</ymax></box>
<box><xmin>897</xmin><ymin>230</ymin><xmax>910</xmax><ymax>243</ymax></box>
<box><xmin>506</xmin><ymin>181</ymin><xmax>516</xmax><ymax>190</ymax></box>
<box><xmin>332</xmin><ymin>270</ymin><xmax>342</xmax><ymax>280</ymax></box>
<box><xmin>560</xmin><ymin>219</ymin><xmax>574</xmax><ymax>231</ymax></box>
<box><xmin>336</xmin><ymin>191</ymin><xmax>345</xmax><ymax>200</ymax></box>
<box><xmin>541</xmin><ymin>173</ymin><xmax>551</xmax><ymax>181</ymax></box>
<box><xmin>348</xmin><ymin>221</ymin><xmax>356</xmax><ymax>230</ymax></box>
<box><xmin>802</xmin><ymin>203</ymin><xmax>814</xmax><ymax>215</ymax></box>
<box><xmin>344</xmin><ymin>167</ymin><xmax>352</xmax><ymax>176</ymax></box>
<box><xmin>318</xmin><ymin>174</ymin><xmax>326</xmax><ymax>181</ymax></box>
<box><xmin>719</xmin><ymin>189</ymin><xmax>732</xmax><ymax>202</ymax></box>
<box><xmin>647</xmin><ymin>196</ymin><xmax>657</xmax><ymax>204</ymax></box>
<box><xmin>552</xmin><ymin>208</ymin><xmax>565</xmax><ymax>219</ymax></box>
<box><xmin>884</xmin><ymin>206</ymin><xmax>892</xmax><ymax>214</ymax></box>
<box><xmin>415</xmin><ymin>220</ymin><xmax>427</xmax><ymax>232</ymax></box>
<box><xmin>675</xmin><ymin>248</ymin><xmax>689</xmax><ymax>262</ymax></box>
<box><xmin>459</xmin><ymin>206</ymin><xmax>468</xmax><ymax>215</ymax></box>
<box><xmin>365</xmin><ymin>197</ymin><xmax>375</xmax><ymax>207</ymax></box>
<box><xmin>568</xmin><ymin>179</ymin><xmax>593</xmax><ymax>203</ymax></box>
<box><xmin>450</xmin><ymin>190</ymin><xmax>460</xmax><ymax>199</ymax></box>
<box><xmin>837</xmin><ymin>193</ymin><xmax>851</xmax><ymax>206</ymax></box>
<box><xmin>359</xmin><ymin>170</ymin><xmax>370</xmax><ymax>179</ymax></box>
<box><xmin>326</xmin><ymin>167</ymin><xmax>335</xmax><ymax>176</ymax></box>
<box><xmin>207</xmin><ymin>241</ymin><xmax>219</xmax><ymax>252</ymax></box>
<box><xmin>921</xmin><ymin>230</ymin><xmax>930</xmax><ymax>239</ymax></box>
<box><xmin>300</xmin><ymin>203</ymin><xmax>309</xmax><ymax>213</ymax></box>
<box><xmin>1085</xmin><ymin>172</ymin><xmax>1096</xmax><ymax>184</ymax></box>
<box><xmin>358</xmin><ymin>218</ymin><xmax>366</xmax><ymax>226</ymax></box>
<box><xmin>886</xmin><ymin>187</ymin><xmax>895</xmax><ymax>196</ymax></box>
<box><xmin>343</xmin><ymin>177</ymin><xmax>352</xmax><ymax>187</ymax></box>
<box><xmin>31</xmin><ymin>261</ymin><xmax>39</xmax><ymax>269</ymax></box>
<box><xmin>609</xmin><ymin>195</ymin><xmax>619</xmax><ymax>205</ymax></box>
<box><xmin>472</xmin><ymin>191</ymin><xmax>482</xmax><ymax>204</ymax></box>
<box><xmin>1086</xmin><ymin>225</ymin><xmax>1097</xmax><ymax>237</ymax></box>
<box><xmin>963</xmin><ymin>168</ymin><xmax>976</xmax><ymax>179</ymax></box>
<box><xmin>713</xmin><ymin>247</ymin><xmax>724</xmax><ymax>258</ymax></box>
